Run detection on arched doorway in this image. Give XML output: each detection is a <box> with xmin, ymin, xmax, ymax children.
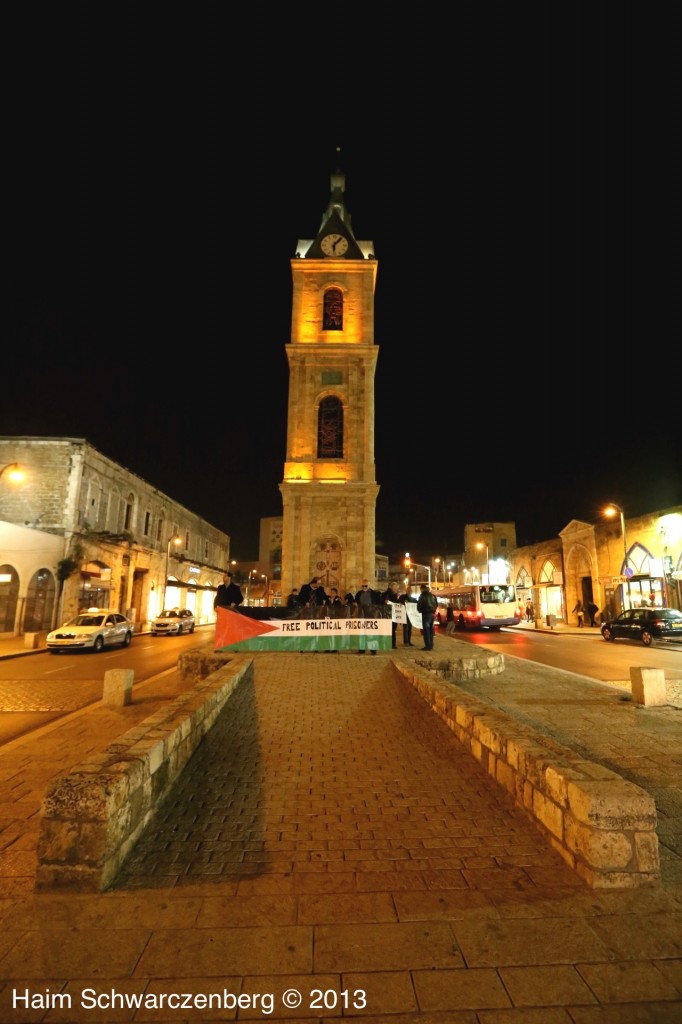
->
<box><xmin>0</xmin><ymin>565</ymin><xmax>19</xmax><ymax>634</ymax></box>
<box><xmin>24</xmin><ymin>568</ymin><xmax>56</xmax><ymax>631</ymax></box>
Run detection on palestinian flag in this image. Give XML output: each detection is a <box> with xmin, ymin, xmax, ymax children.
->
<box><xmin>215</xmin><ymin>607</ymin><xmax>393</xmax><ymax>652</ymax></box>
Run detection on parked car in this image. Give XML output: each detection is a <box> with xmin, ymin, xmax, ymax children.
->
<box><xmin>600</xmin><ymin>607</ymin><xmax>682</xmax><ymax>646</ymax></box>
<box><xmin>47</xmin><ymin>608</ymin><xmax>134</xmax><ymax>653</ymax></box>
<box><xmin>151</xmin><ymin>608</ymin><xmax>196</xmax><ymax>636</ymax></box>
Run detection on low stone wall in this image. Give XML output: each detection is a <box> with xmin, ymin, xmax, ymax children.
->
<box><xmin>36</xmin><ymin>654</ymin><xmax>251</xmax><ymax>892</ymax></box>
<box><xmin>395</xmin><ymin>660</ymin><xmax>660</xmax><ymax>888</ymax></box>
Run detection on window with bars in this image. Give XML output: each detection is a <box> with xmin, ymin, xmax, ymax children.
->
<box><xmin>323</xmin><ymin>287</ymin><xmax>343</xmax><ymax>330</ymax></box>
<box><xmin>317</xmin><ymin>396</ymin><xmax>343</xmax><ymax>458</ymax></box>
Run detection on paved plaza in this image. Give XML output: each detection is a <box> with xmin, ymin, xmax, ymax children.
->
<box><xmin>0</xmin><ymin>632</ymin><xmax>680</xmax><ymax>1022</ymax></box>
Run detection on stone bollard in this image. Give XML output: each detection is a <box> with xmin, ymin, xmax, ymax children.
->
<box><xmin>102</xmin><ymin>668</ymin><xmax>134</xmax><ymax>707</ymax></box>
<box><xmin>630</xmin><ymin>666</ymin><xmax>667</xmax><ymax>707</ymax></box>
<box><xmin>24</xmin><ymin>632</ymin><xmax>41</xmax><ymax>649</ymax></box>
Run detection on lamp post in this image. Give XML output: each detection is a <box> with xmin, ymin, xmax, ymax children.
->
<box><xmin>434</xmin><ymin>557</ymin><xmax>441</xmax><ymax>590</ymax></box>
<box><xmin>406</xmin><ymin>556</ymin><xmax>431</xmax><ymax>587</ymax></box>
<box><xmin>604</xmin><ymin>503</ymin><xmax>631</xmax><ymax>610</ymax></box>
<box><xmin>476</xmin><ymin>542</ymin><xmax>489</xmax><ymax>584</ymax></box>
<box><xmin>164</xmin><ymin>535</ymin><xmax>181</xmax><ymax>612</ymax></box>
<box><xmin>247</xmin><ymin>569</ymin><xmax>258</xmax><ymax>605</ymax></box>
<box><xmin>261</xmin><ymin>573</ymin><xmax>269</xmax><ymax>607</ymax></box>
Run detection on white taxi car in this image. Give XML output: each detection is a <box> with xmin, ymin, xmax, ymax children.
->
<box><xmin>151</xmin><ymin>608</ymin><xmax>196</xmax><ymax>636</ymax></box>
<box><xmin>47</xmin><ymin>608</ymin><xmax>134</xmax><ymax>653</ymax></box>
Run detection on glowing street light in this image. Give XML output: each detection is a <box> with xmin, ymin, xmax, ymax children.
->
<box><xmin>164</xmin><ymin>535</ymin><xmax>182</xmax><ymax>611</ymax></box>
<box><xmin>434</xmin><ymin>557</ymin><xmax>445</xmax><ymax>589</ymax></box>
<box><xmin>604</xmin><ymin>503</ymin><xmax>631</xmax><ymax>609</ymax></box>
<box><xmin>404</xmin><ymin>553</ymin><xmax>431</xmax><ymax>586</ymax></box>
<box><xmin>261</xmin><ymin>573</ymin><xmax>269</xmax><ymax>607</ymax></box>
<box><xmin>0</xmin><ymin>463</ymin><xmax>26</xmax><ymax>485</ymax></box>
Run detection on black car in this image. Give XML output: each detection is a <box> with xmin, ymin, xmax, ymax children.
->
<box><xmin>600</xmin><ymin>607</ymin><xmax>682</xmax><ymax>646</ymax></box>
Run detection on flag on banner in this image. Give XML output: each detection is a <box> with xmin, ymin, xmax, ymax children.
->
<box><xmin>215</xmin><ymin>608</ymin><xmax>393</xmax><ymax>652</ymax></box>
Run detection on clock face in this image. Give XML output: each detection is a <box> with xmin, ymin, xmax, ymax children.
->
<box><xmin>321</xmin><ymin>233</ymin><xmax>349</xmax><ymax>257</ymax></box>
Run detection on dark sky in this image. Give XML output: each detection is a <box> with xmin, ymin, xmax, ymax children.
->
<box><xmin>5</xmin><ymin>6</ymin><xmax>681</xmax><ymax>563</ymax></box>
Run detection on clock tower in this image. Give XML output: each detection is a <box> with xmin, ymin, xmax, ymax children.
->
<box><xmin>279</xmin><ymin>162</ymin><xmax>379</xmax><ymax>596</ymax></box>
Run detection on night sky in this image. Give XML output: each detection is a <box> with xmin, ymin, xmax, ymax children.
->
<box><xmin>5</xmin><ymin>6</ymin><xmax>681</xmax><ymax>563</ymax></box>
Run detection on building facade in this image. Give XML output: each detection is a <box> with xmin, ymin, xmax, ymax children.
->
<box><xmin>0</xmin><ymin>437</ymin><xmax>230</xmax><ymax>636</ymax></box>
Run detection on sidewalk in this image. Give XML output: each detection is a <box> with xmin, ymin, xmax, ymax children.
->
<box><xmin>0</xmin><ymin>638</ymin><xmax>680</xmax><ymax>1021</ymax></box>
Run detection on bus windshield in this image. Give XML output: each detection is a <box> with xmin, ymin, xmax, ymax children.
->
<box><xmin>479</xmin><ymin>585</ymin><xmax>516</xmax><ymax>604</ymax></box>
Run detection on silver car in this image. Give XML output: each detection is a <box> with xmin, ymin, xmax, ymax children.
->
<box><xmin>47</xmin><ymin>608</ymin><xmax>134</xmax><ymax>653</ymax></box>
<box><xmin>151</xmin><ymin>608</ymin><xmax>196</xmax><ymax>636</ymax></box>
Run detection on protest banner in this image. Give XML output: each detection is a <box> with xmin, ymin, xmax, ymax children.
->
<box><xmin>215</xmin><ymin>607</ymin><xmax>393</xmax><ymax>653</ymax></box>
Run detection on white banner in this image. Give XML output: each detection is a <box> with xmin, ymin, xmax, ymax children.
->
<box><xmin>389</xmin><ymin>603</ymin><xmax>423</xmax><ymax>628</ymax></box>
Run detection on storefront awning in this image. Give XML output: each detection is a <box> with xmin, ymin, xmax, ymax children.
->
<box><xmin>166</xmin><ymin>579</ymin><xmax>217</xmax><ymax>592</ymax></box>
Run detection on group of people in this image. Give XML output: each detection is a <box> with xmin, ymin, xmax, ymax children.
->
<box><xmin>286</xmin><ymin>576</ymin><xmax>439</xmax><ymax>651</ymax></box>
<box><xmin>572</xmin><ymin>599</ymin><xmax>600</xmax><ymax>627</ymax></box>
<box><xmin>287</xmin><ymin>578</ymin><xmax>386</xmax><ymax>619</ymax></box>
<box><xmin>214</xmin><ymin>570</ymin><xmax>439</xmax><ymax>652</ymax></box>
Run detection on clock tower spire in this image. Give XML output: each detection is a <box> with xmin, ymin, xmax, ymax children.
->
<box><xmin>279</xmin><ymin>161</ymin><xmax>379</xmax><ymax>595</ymax></box>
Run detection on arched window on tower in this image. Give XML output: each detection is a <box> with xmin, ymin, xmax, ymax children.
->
<box><xmin>323</xmin><ymin>287</ymin><xmax>343</xmax><ymax>331</ymax></box>
<box><xmin>317</xmin><ymin>397</ymin><xmax>344</xmax><ymax>459</ymax></box>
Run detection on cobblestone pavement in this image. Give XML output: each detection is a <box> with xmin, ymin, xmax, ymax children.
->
<box><xmin>0</xmin><ymin>644</ymin><xmax>680</xmax><ymax>1021</ymax></box>
<box><xmin>0</xmin><ymin>678</ymin><xmax>102</xmax><ymax>712</ymax></box>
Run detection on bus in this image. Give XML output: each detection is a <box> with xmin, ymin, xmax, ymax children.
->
<box><xmin>434</xmin><ymin>583</ymin><xmax>522</xmax><ymax>631</ymax></box>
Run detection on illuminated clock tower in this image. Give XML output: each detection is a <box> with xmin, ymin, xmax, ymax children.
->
<box><xmin>279</xmin><ymin>162</ymin><xmax>379</xmax><ymax>596</ymax></box>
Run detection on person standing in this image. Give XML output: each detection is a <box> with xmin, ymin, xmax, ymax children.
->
<box><xmin>326</xmin><ymin>587</ymin><xmax>345</xmax><ymax>617</ymax></box>
<box><xmin>381</xmin><ymin>581</ymin><xmax>400</xmax><ymax>649</ymax></box>
<box><xmin>354</xmin><ymin>580</ymin><xmax>381</xmax><ymax>617</ymax></box>
<box><xmin>354</xmin><ymin>579</ymin><xmax>381</xmax><ymax>654</ymax></box>
<box><xmin>445</xmin><ymin>601</ymin><xmax>456</xmax><ymax>635</ymax></box>
<box><xmin>214</xmin><ymin>571</ymin><xmax>244</xmax><ymax>612</ymax></box>
<box><xmin>298</xmin><ymin>577</ymin><xmax>328</xmax><ymax>617</ymax></box>
<box><xmin>417</xmin><ymin>583</ymin><xmax>437</xmax><ymax>651</ymax></box>
<box><xmin>286</xmin><ymin>588</ymin><xmax>302</xmax><ymax>612</ymax></box>
<box><xmin>525</xmin><ymin>598</ymin><xmax>534</xmax><ymax>622</ymax></box>
<box><xmin>344</xmin><ymin>588</ymin><xmax>357</xmax><ymax>616</ymax></box>
<box><xmin>586</xmin><ymin>600</ymin><xmax>599</xmax><ymax>627</ymax></box>
<box><xmin>572</xmin><ymin>600</ymin><xmax>585</xmax><ymax>627</ymax></box>
<box><xmin>399</xmin><ymin>587</ymin><xmax>417</xmax><ymax>646</ymax></box>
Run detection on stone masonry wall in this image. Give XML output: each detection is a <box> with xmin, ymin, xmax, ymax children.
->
<box><xmin>36</xmin><ymin>654</ymin><xmax>251</xmax><ymax>892</ymax></box>
<box><xmin>396</xmin><ymin>658</ymin><xmax>660</xmax><ymax>888</ymax></box>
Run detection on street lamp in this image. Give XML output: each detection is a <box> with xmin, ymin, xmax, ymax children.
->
<box><xmin>163</xmin><ymin>535</ymin><xmax>181</xmax><ymax>611</ymax></box>
<box><xmin>405</xmin><ymin>554</ymin><xmax>431</xmax><ymax>587</ymax></box>
<box><xmin>261</xmin><ymin>573</ymin><xmax>269</xmax><ymax>607</ymax></box>
<box><xmin>247</xmin><ymin>569</ymin><xmax>258</xmax><ymax>604</ymax></box>
<box><xmin>604</xmin><ymin>503</ymin><xmax>631</xmax><ymax>610</ymax></box>
<box><xmin>476</xmin><ymin>542</ymin><xmax>490</xmax><ymax>584</ymax></box>
<box><xmin>0</xmin><ymin>463</ymin><xmax>26</xmax><ymax>485</ymax></box>
<box><xmin>434</xmin><ymin>557</ymin><xmax>446</xmax><ymax>589</ymax></box>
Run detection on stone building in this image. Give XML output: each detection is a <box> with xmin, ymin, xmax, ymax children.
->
<box><xmin>508</xmin><ymin>507</ymin><xmax>682</xmax><ymax>624</ymax></box>
<box><xmin>279</xmin><ymin>165</ymin><xmax>380</xmax><ymax>597</ymax></box>
<box><xmin>392</xmin><ymin>511</ymin><xmax>682</xmax><ymax>625</ymax></box>
<box><xmin>0</xmin><ymin>436</ymin><xmax>229</xmax><ymax>636</ymax></box>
